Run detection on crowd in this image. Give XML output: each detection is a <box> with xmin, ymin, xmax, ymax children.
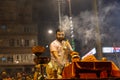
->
<box><xmin>0</xmin><ymin>71</ymin><xmax>33</xmax><ymax>80</ymax></box>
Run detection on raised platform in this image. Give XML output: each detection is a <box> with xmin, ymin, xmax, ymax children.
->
<box><xmin>46</xmin><ymin>77</ymin><xmax>120</xmax><ymax>80</ymax></box>
<box><xmin>62</xmin><ymin>61</ymin><xmax>120</xmax><ymax>79</ymax></box>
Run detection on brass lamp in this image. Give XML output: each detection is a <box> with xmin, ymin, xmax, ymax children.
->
<box><xmin>32</xmin><ymin>46</ymin><xmax>50</xmax><ymax>80</ymax></box>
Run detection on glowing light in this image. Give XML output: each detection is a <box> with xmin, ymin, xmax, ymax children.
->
<box><xmin>71</xmin><ymin>34</ymin><xmax>74</xmax><ymax>38</ymax></box>
<box><xmin>15</xmin><ymin>60</ymin><xmax>19</xmax><ymax>63</ymax></box>
<box><xmin>46</xmin><ymin>45</ymin><xmax>49</xmax><ymax>48</ymax></box>
<box><xmin>48</xmin><ymin>29</ymin><xmax>53</xmax><ymax>34</ymax></box>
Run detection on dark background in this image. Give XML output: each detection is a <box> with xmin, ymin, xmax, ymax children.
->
<box><xmin>32</xmin><ymin>0</ymin><xmax>120</xmax><ymax>56</ymax></box>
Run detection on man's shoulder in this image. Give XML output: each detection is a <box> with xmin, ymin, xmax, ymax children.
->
<box><xmin>50</xmin><ymin>40</ymin><xmax>60</xmax><ymax>47</ymax></box>
<box><xmin>51</xmin><ymin>40</ymin><xmax>57</xmax><ymax>44</ymax></box>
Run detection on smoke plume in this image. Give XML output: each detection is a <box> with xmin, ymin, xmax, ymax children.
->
<box><xmin>61</xmin><ymin>0</ymin><xmax>120</xmax><ymax>49</ymax></box>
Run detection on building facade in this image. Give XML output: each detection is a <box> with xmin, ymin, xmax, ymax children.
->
<box><xmin>0</xmin><ymin>0</ymin><xmax>37</xmax><ymax>73</ymax></box>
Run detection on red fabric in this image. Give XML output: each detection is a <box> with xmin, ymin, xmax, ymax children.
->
<box><xmin>112</xmin><ymin>70</ymin><xmax>120</xmax><ymax>77</ymax></box>
<box><xmin>100</xmin><ymin>71</ymin><xmax>108</xmax><ymax>78</ymax></box>
<box><xmin>79</xmin><ymin>73</ymin><xmax>97</xmax><ymax>78</ymax></box>
<box><xmin>62</xmin><ymin>63</ymin><xmax>75</xmax><ymax>78</ymax></box>
<box><xmin>62</xmin><ymin>62</ymin><xmax>120</xmax><ymax>79</ymax></box>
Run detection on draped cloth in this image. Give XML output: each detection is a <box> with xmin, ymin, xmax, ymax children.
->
<box><xmin>62</xmin><ymin>61</ymin><xmax>120</xmax><ymax>79</ymax></box>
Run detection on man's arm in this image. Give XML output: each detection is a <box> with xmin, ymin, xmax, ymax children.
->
<box><xmin>66</xmin><ymin>40</ymin><xmax>73</xmax><ymax>51</ymax></box>
<box><xmin>51</xmin><ymin>51</ymin><xmax>59</xmax><ymax>60</ymax></box>
<box><xmin>51</xmin><ymin>51</ymin><xmax>63</xmax><ymax>66</ymax></box>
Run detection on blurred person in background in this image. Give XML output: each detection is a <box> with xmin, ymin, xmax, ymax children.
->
<box><xmin>16</xmin><ymin>72</ymin><xmax>24</xmax><ymax>80</ymax></box>
<box><xmin>0</xmin><ymin>71</ymin><xmax>8</xmax><ymax>80</ymax></box>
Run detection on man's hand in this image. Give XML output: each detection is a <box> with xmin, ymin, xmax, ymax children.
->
<box><xmin>57</xmin><ymin>59</ymin><xmax>64</xmax><ymax>67</ymax></box>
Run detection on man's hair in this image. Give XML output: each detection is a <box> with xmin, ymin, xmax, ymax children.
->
<box><xmin>56</xmin><ymin>28</ymin><xmax>63</xmax><ymax>34</ymax></box>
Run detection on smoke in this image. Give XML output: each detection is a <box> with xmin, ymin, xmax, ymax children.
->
<box><xmin>73</xmin><ymin>11</ymin><xmax>96</xmax><ymax>45</ymax></box>
<box><xmin>99</xmin><ymin>1</ymin><xmax>120</xmax><ymax>46</ymax></box>
<box><xmin>61</xmin><ymin>0</ymin><xmax>120</xmax><ymax>48</ymax></box>
<box><xmin>61</xmin><ymin>10</ymin><xmax>96</xmax><ymax>47</ymax></box>
<box><xmin>61</xmin><ymin>16</ymin><xmax>70</xmax><ymax>31</ymax></box>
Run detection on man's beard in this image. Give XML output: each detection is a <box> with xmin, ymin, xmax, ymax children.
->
<box><xmin>57</xmin><ymin>37</ymin><xmax>64</xmax><ymax>42</ymax></box>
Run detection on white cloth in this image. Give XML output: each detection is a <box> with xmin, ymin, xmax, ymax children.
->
<box><xmin>50</xmin><ymin>39</ymin><xmax>73</xmax><ymax>66</ymax></box>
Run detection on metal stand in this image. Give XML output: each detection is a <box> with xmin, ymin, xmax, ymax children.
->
<box><xmin>35</xmin><ymin>56</ymin><xmax>50</xmax><ymax>80</ymax></box>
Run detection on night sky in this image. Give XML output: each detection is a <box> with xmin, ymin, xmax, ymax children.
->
<box><xmin>33</xmin><ymin>0</ymin><xmax>93</xmax><ymax>45</ymax></box>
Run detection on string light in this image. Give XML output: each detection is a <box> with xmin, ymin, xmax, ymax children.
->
<box><xmin>68</xmin><ymin>0</ymin><xmax>75</xmax><ymax>50</ymax></box>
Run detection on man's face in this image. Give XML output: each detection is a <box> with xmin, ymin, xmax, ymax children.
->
<box><xmin>56</xmin><ymin>31</ymin><xmax>65</xmax><ymax>41</ymax></box>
